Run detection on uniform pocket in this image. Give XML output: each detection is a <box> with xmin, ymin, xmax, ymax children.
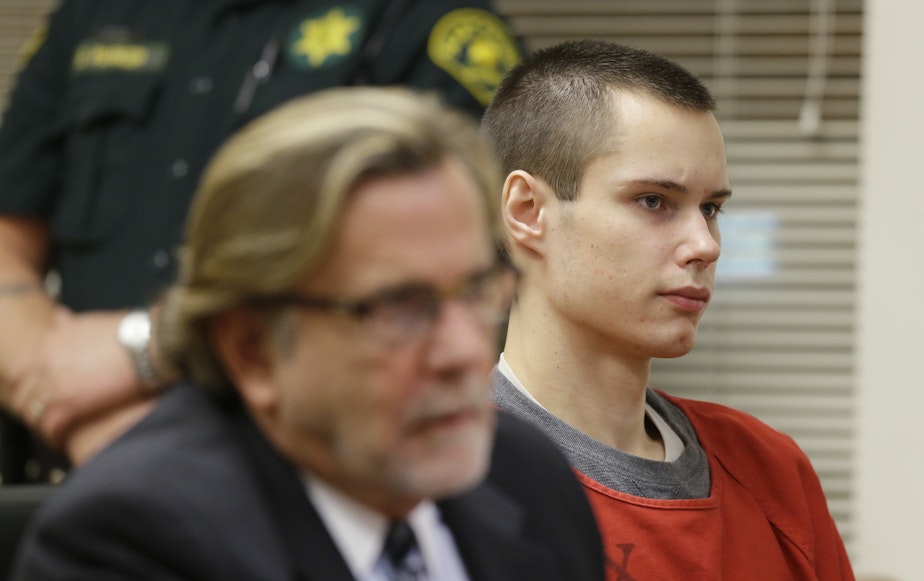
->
<box><xmin>53</xmin><ymin>74</ymin><xmax>162</xmax><ymax>245</ymax></box>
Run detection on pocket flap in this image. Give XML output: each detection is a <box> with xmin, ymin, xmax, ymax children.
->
<box><xmin>66</xmin><ymin>74</ymin><xmax>162</xmax><ymax>128</ymax></box>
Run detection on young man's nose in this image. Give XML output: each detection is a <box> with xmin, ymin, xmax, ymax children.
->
<box><xmin>677</xmin><ymin>213</ymin><xmax>721</xmax><ymax>266</ymax></box>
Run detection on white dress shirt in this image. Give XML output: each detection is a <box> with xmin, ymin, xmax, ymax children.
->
<box><xmin>304</xmin><ymin>473</ymin><xmax>471</xmax><ymax>581</ymax></box>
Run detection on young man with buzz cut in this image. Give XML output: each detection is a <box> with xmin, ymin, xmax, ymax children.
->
<box><xmin>482</xmin><ymin>39</ymin><xmax>854</xmax><ymax>580</ymax></box>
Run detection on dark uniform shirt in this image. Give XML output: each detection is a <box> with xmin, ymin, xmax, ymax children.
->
<box><xmin>0</xmin><ymin>0</ymin><xmax>522</xmax><ymax>483</ymax></box>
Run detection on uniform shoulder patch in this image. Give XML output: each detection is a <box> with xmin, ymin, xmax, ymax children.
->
<box><xmin>287</xmin><ymin>6</ymin><xmax>366</xmax><ymax>70</ymax></box>
<box><xmin>427</xmin><ymin>8</ymin><xmax>521</xmax><ymax>106</ymax></box>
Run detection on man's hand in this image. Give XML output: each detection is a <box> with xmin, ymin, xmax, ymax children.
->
<box><xmin>0</xmin><ymin>217</ymin><xmax>159</xmax><ymax>462</ymax></box>
<box><xmin>10</xmin><ymin>307</ymin><xmax>153</xmax><ymax>449</ymax></box>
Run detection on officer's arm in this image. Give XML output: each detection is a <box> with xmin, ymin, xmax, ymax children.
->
<box><xmin>0</xmin><ymin>0</ymin><xmax>74</xmax><ymax>404</ymax></box>
<box><xmin>0</xmin><ymin>217</ymin><xmax>56</xmax><ymax>407</ymax></box>
<box><xmin>0</xmin><ymin>217</ymin><xmax>160</xmax><ymax>459</ymax></box>
<box><xmin>0</xmin><ymin>2</ymin><xmax>161</xmax><ymax>458</ymax></box>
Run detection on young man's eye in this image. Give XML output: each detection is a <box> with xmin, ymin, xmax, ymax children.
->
<box><xmin>702</xmin><ymin>202</ymin><xmax>724</xmax><ymax>218</ymax></box>
<box><xmin>639</xmin><ymin>194</ymin><xmax>662</xmax><ymax>210</ymax></box>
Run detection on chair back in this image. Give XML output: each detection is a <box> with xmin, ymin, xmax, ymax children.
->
<box><xmin>0</xmin><ymin>485</ymin><xmax>55</xmax><ymax>580</ymax></box>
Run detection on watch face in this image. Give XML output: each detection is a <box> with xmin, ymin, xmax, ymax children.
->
<box><xmin>119</xmin><ymin>311</ymin><xmax>151</xmax><ymax>349</ymax></box>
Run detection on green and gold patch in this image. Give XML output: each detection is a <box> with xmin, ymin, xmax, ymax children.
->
<box><xmin>427</xmin><ymin>8</ymin><xmax>521</xmax><ymax>105</ymax></box>
<box><xmin>287</xmin><ymin>6</ymin><xmax>366</xmax><ymax>70</ymax></box>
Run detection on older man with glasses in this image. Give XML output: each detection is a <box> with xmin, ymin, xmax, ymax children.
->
<box><xmin>10</xmin><ymin>87</ymin><xmax>603</xmax><ymax>581</ymax></box>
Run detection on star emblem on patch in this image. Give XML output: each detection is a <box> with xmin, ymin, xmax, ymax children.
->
<box><xmin>288</xmin><ymin>7</ymin><xmax>365</xmax><ymax>70</ymax></box>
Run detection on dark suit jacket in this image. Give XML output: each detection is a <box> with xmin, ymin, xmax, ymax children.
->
<box><xmin>11</xmin><ymin>383</ymin><xmax>603</xmax><ymax>580</ymax></box>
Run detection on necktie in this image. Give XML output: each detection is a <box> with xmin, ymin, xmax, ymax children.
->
<box><xmin>382</xmin><ymin>521</ymin><xmax>427</xmax><ymax>581</ymax></box>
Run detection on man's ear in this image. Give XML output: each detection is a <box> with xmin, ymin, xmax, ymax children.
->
<box><xmin>211</xmin><ymin>307</ymin><xmax>279</xmax><ymax>413</ymax></box>
<box><xmin>502</xmin><ymin>170</ymin><xmax>552</xmax><ymax>257</ymax></box>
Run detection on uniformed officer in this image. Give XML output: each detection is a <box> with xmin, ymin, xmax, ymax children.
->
<box><xmin>0</xmin><ymin>0</ymin><xmax>523</xmax><ymax>484</ymax></box>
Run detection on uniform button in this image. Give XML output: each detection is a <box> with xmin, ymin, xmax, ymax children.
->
<box><xmin>49</xmin><ymin>468</ymin><xmax>67</xmax><ymax>484</ymax></box>
<box><xmin>152</xmin><ymin>250</ymin><xmax>172</xmax><ymax>270</ymax></box>
<box><xmin>171</xmin><ymin>159</ymin><xmax>189</xmax><ymax>178</ymax></box>
<box><xmin>190</xmin><ymin>76</ymin><xmax>213</xmax><ymax>95</ymax></box>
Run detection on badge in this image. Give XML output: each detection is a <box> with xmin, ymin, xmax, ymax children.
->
<box><xmin>287</xmin><ymin>6</ymin><xmax>366</xmax><ymax>70</ymax></box>
<box><xmin>427</xmin><ymin>8</ymin><xmax>522</xmax><ymax>105</ymax></box>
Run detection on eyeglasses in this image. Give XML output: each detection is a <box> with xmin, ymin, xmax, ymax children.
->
<box><xmin>247</xmin><ymin>262</ymin><xmax>518</xmax><ymax>345</ymax></box>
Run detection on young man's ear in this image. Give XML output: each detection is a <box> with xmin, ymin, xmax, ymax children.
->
<box><xmin>502</xmin><ymin>170</ymin><xmax>553</xmax><ymax>257</ymax></box>
<box><xmin>211</xmin><ymin>307</ymin><xmax>279</xmax><ymax>413</ymax></box>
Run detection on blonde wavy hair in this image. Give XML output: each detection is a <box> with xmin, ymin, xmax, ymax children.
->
<box><xmin>158</xmin><ymin>87</ymin><xmax>503</xmax><ymax>390</ymax></box>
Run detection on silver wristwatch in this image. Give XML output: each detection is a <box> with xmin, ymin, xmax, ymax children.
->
<box><xmin>117</xmin><ymin>309</ymin><xmax>160</xmax><ymax>391</ymax></box>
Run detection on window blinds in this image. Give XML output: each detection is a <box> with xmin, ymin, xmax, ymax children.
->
<box><xmin>0</xmin><ymin>0</ymin><xmax>56</xmax><ymax>117</ymax></box>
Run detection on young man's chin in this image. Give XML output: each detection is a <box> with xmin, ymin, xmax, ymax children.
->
<box><xmin>648</xmin><ymin>332</ymin><xmax>699</xmax><ymax>359</ymax></box>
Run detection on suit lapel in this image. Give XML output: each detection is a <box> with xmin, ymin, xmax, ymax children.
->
<box><xmin>222</xmin><ymin>398</ymin><xmax>356</xmax><ymax>581</ymax></box>
<box><xmin>440</xmin><ymin>483</ymin><xmax>558</xmax><ymax>581</ymax></box>
<box><xmin>217</xmin><ymin>394</ymin><xmax>562</xmax><ymax>581</ymax></box>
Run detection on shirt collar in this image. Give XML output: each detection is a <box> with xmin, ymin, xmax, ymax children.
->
<box><xmin>303</xmin><ymin>473</ymin><xmax>445</xmax><ymax>579</ymax></box>
<box><xmin>304</xmin><ymin>474</ymin><xmax>390</xmax><ymax>578</ymax></box>
<box><xmin>498</xmin><ymin>352</ymin><xmax>684</xmax><ymax>461</ymax></box>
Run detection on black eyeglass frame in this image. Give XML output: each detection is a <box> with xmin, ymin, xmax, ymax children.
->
<box><xmin>245</xmin><ymin>260</ymin><xmax>518</xmax><ymax>342</ymax></box>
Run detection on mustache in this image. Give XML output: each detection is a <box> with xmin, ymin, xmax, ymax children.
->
<box><xmin>404</xmin><ymin>375</ymin><xmax>493</xmax><ymax>426</ymax></box>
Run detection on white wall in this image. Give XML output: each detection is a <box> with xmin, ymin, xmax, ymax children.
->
<box><xmin>855</xmin><ymin>1</ymin><xmax>924</xmax><ymax>579</ymax></box>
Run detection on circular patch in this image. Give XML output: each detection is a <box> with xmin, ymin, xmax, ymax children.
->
<box><xmin>427</xmin><ymin>8</ymin><xmax>522</xmax><ymax>105</ymax></box>
<box><xmin>287</xmin><ymin>6</ymin><xmax>366</xmax><ymax>70</ymax></box>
